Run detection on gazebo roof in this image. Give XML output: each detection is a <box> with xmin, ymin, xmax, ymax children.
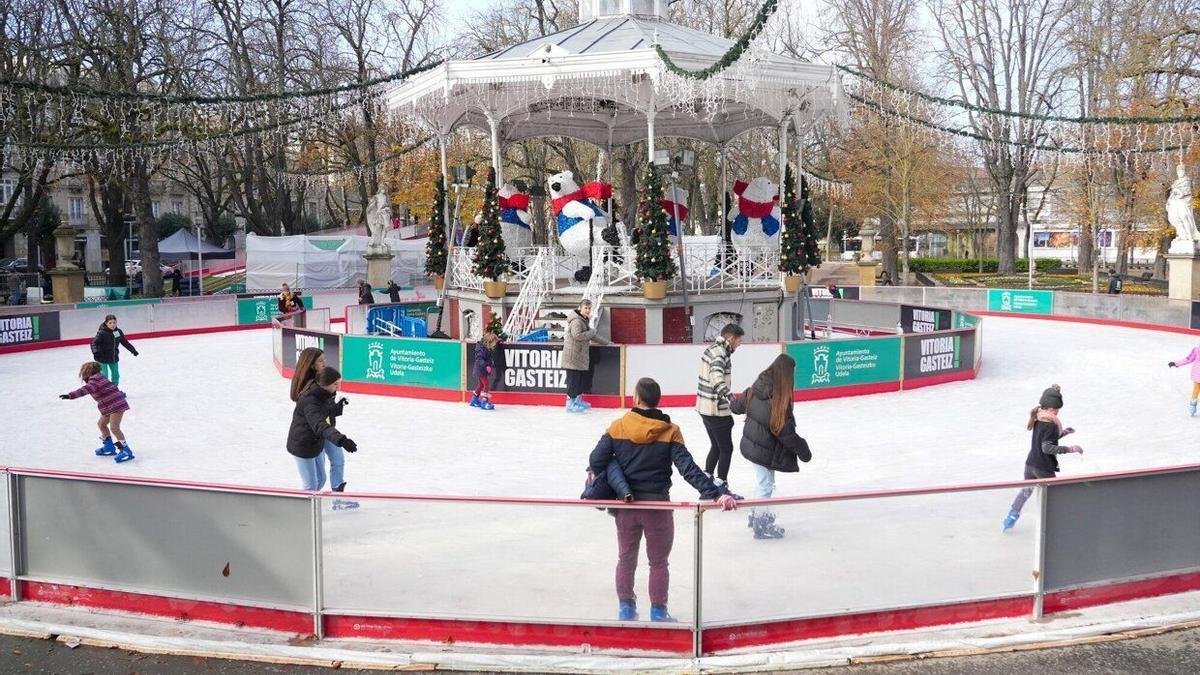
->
<box><xmin>387</xmin><ymin>14</ymin><xmax>845</xmax><ymax>148</ymax></box>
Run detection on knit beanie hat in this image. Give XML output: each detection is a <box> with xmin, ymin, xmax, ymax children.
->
<box><xmin>1039</xmin><ymin>384</ymin><xmax>1063</xmax><ymax>409</ymax></box>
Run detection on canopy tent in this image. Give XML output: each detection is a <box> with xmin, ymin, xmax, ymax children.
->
<box><xmin>158</xmin><ymin>228</ymin><xmax>236</xmax><ymax>261</ymax></box>
<box><xmin>245</xmin><ymin>233</ymin><xmax>426</xmax><ymax>291</ymax></box>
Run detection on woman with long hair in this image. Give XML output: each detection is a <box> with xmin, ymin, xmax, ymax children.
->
<box><xmin>288</xmin><ymin>348</ymin><xmax>358</xmax><ymax>508</ymax></box>
<box><xmin>731</xmin><ymin>353</ymin><xmax>811</xmax><ymax>539</ymax></box>
<box><xmin>287</xmin><ymin>366</ymin><xmax>358</xmax><ymax>492</ymax></box>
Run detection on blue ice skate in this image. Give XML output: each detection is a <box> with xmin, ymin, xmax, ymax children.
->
<box><xmin>1003</xmin><ymin>509</ymin><xmax>1020</xmax><ymax>531</ymax></box>
<box><xmin>113</xmin><ymin>443</ymin><xmax>135</xmax><ymax>463</ymax></box>
<box><xmin>1189</xmin><ymin>401</ymin><xmax>1197</xmax><ymax>417</ymax></box>
<box><xmin>575</xmin><ymin>396</ymin><xmax>592</xmax><ymax>410</ymax></box>
<box><xmin>479</xmin><ymin>399</ymin><xmax>495</xmax><ymax>410</ymax></box>
<box><xmin>650</xmin><ymin>605</ymin><xmax>677</xmax><ymax>623</ymax></box>
<box><xmin>469</xmin><ymin>394</ymin><xmax>481</xmax><ymax>407</ymax></box>
<box><xmin>95</xmin><ymin>436</ymin><xmax>117</xmax><ymax>456</ymax></box>
<box><xmin>618</xmin><ymin>600</ymin><xmax>638</xmax><ymax>621</ymax></box>
<box><xmin>566</xmin><ymin>396</ymin><xmax>585</xmax><ymax>413</ymax></box>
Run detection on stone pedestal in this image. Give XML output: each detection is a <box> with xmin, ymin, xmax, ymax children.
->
<box><xmin>857</xmin><ymin>260</ymin><xmax>879</xmax><ymax>286</ymax></box>
<box><xmin>49</xmin><ymin>269</ymin><xmax>86</xmax><ymax>303</ymax></box>
<box><xmin>365</xmin><ymin>252</ymin><xmax>395</xmax><ymax>289</ymax></box>
<box><xmin>1166</xmin><ymin>252</ymin><xmax>1200</xmax><ymax>300</ymax></box>
<box><xmin>49</xmin><ymin>224</ymin><xmax>85</xmax><ymax>303</ymax></box>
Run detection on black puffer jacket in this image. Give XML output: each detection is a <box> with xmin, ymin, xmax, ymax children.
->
<box><xmin>91</xmin><ymin>323</ymin><xmax>138</xmax><ymax>363</ymax></box>
<box><xmin>287</xmin><ymin>385</ymin><xmax>347</xmax><ymax>459</ymax></box>
<box><xmin>730</xmin><ymin>372</ymin><xmax>811</xmax><ymax>472</ymax></box>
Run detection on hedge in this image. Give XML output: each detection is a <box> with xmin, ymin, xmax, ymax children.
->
<box><xmin>907</xmin><ymin>257</ymin><xmax>1060</xmax><ymax>273</ymax></box>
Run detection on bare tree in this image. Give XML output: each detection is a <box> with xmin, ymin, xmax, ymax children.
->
<box><xmin>931</xmin><ymin>0</ymin><xmax>1075</xmax><ymax>274</ymax></box>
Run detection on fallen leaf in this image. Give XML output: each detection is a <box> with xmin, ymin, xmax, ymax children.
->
<box><xmin>222</xmin><ymin>562</ymin><xmax>230</xmax><ymax>577</ymax></box>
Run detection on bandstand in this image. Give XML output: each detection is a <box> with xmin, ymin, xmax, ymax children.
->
<box><xmin>386</xmin><ymin>0</ymin><xmax>846</xmax><ymax>344</ymax></box>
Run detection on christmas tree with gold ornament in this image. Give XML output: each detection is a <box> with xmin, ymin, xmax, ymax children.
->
<box><xmin>635</xmin><ymin>163</ymin><xmax>678</xmax><ymax>282</ymax></box>
<box><xmin>472</xmin><ymin>167</ymin><xmax>509</xmax><ymax>281</ymax></box>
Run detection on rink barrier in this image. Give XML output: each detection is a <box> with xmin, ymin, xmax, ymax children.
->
<box><xmin>268</xmin><ymin>298</ymin><xmax>985</xmax><ymax>407</ymax></box>
<box><xmin>1</xmin><ymin>465</ymin><xmax>1198</xmax><ymax>656</ymax></box>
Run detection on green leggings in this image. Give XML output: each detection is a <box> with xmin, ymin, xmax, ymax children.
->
<box><xmin>100</xmin><ymin>362</ymin><xmax>120</xmax><ymax>385</ymax></box>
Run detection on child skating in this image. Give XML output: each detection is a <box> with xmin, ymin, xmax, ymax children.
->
<box><xmin>469</xmin><ymin>331</ymin><xmax>499</xmax><ymax>410</ymax></box>
<box><xmin>60</xmin><ymin>361</ymin><xmax>135</xmax><ymax>463</ymax></box>
<box><xmin>90</xmin><ymin>314</ymin><xmax>138</xmax><ymax>386</ymax></box>
<box><xmin>1168</xmin><ymin>347</ymin><xmax>1200</xmax><ymax>416</ymax></box>
<box><xmin>1003</xmin><ymin>385</ymin><xmax>1081</xmax><ymax>531</ymax></box>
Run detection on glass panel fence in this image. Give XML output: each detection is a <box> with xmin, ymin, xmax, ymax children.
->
<box><xmin>320</xmin><ymin>497</ymin><xmax>697</xmax><ymax>625</ymax></box>
<box><xmin>701</xmin><ymin>486</ymin><xmax>1040</xmax><ymax>626</ymax></box>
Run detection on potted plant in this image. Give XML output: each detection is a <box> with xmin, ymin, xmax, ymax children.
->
<box><xmin>635</xmin><ymin>162</ymin><xmax>677</xmax><ymax>300</ymax></box>
<box><xmin>473</xmin><ymin>167</ymin><xmax>510</xmax><ymax>299</ymax></box>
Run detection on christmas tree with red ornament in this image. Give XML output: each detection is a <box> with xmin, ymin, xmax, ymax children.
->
<box><xmin>779</xmin><ymin>165</ymin><xmax>822</xmax><ymax>275</ymax></box>
<box><xmin>472</xmin><ymin>167</ymin><xmax>509</xmax><ymax>281</ymax></box>
<box><xmin>635</xmin><ymin>163</ymin><xmax>678</xmax><ymax>282</ymax></box>
<box><xmin>424</xmin><ymin>176</ymin><xmax>448</xmax><ymax>277</ymax></box>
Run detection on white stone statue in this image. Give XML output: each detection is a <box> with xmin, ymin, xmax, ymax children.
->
<box><xmin>365</xmin><ymin>191</ymin><xmax>393</xmax><ymax>256</ymax></box>
<box><xmin>1168</xmin><ymin>164</ymin><xmax>1199</xmax><ymax>255</ymax></box>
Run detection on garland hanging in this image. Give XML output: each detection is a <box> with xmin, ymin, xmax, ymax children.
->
<box><xmin>655</xmin><ymin>0</ymin><xmax>778</xmax><ymax>80</ymax></box>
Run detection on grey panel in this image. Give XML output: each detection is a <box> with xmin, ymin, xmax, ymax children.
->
<box><xmin>150</xmin><ymin>299</ymin><xmax>237</xmax><ymax>330</ymax></box>
<box><xmin>830</xmin><ymin>299</ymin><xmax>901</xmax><ymax>331</ymax></box>
<box><xmin>21</xmin><ymin>477</ymin><xmax>313</xmax><ymax>608</ymax></box>
<box><xmin>1044</xmin><ymin>471</ymin><xmax>1200</xmax><ymax>591</ymax></box>
<box><xmin>0</xmin><ymin>474</ymin><xmax>10</xmax><ymax>575</ymax></box>
<box><xmin>60</xmin><ymin>306</ymin><xmax>155</xmax><ymax>340</ymax></box>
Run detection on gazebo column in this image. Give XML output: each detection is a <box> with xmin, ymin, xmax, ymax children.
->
<box><xmin>646</xmin><ymin>108</ymin><xmax>657</xmax><ymax>163</ymax></box>
<box><xmin>778</xmin><ymin>116</ymin><xmax>789</xmax><ymax>245</ymax></box>
<box><xmin>487</xmin><ymin>114</ymin><xmax>503</xmax><ymax>184</ymax></box>
<box><xmin>438</xmin><ymin>132</ymin><xmax>450</xmax><ymax>233</ymax></box>
<box><xmin>718</xmin><ymin>143</ymin><xmax>728</xmax><ymax>226</ymax></box>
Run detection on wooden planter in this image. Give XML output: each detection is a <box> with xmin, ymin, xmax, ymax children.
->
<box><xmin>484</xmin><ymin>280</ymin><xmax>508</xmax><ymax>299</ymax></box>
<box><xmin>783</xmin><ymin>274</ymin><xmax>802</xmax><ymax>293</ymax></box>
<box><xmin>433</xmin><ymin>275</ymin><xmax>445</xmax><ymax>290</ymax></box>
<box><xmin>642</xmin><ymin>280</ymin><xmax>667</xmax><ymax>300</ymax></box>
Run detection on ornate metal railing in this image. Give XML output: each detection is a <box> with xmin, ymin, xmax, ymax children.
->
<box><xmin>450</xmin><ymin>247</ymin><xmax>484</xmax><ymax>291</ymax></box>
<box><xmin>502</xmin><ymin>249</ymin><xmax>552</xmax><ymax>339</ymax></box>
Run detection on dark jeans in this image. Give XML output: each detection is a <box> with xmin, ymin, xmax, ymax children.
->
<box><xmin>701</xmin><ymin>414</ymin><xmax>735</xmax><ymax>481</ymax></box>
<box><xmin>566</xmin><ymin>369</ymin><xmax>589</xmax><ymax>398</ymax></box>
<box><xmin>615</xmin><ymin>508</ymin><xmax>674</xmax><ymax>606</ymax></box>
<box><xmin>1010</xmin><ymin>465</ymin><xmax>1056</xmax><ymax>513</ymax></box>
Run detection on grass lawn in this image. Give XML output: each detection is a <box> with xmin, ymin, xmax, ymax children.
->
<box><xmin>930</xmin><ymin>272</ymin><xmax>1165</xmax><ymax>296</ymax></box>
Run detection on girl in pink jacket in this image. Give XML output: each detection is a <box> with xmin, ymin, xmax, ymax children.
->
<box><xmin>1168</xmin><ymin>347</ymin><xmax>1200</xmax><ymax>416</ymax></box>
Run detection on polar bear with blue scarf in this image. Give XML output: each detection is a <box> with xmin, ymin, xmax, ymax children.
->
<box><xmin>548</xmin><ymin>171</ymin><xmax>612</xmax><ymax>274</ymax></box>
<box><xmin>727</xmin><ymin>177</ymin><xmax>781</xmax><ymax>252</ymax></box>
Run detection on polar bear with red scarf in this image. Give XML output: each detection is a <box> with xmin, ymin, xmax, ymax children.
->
<box><xmin>498</xmin><ymin>182</ymin><xmax>532</xmax><ymax>251</ymax></box>
<box><xmin>727</xmin><ymin>177</ymin><xmax>781</xmax><ymax>252</ymax></box>
<box><xmin>548</xmin><ymin>170</ymin><xmax>612</xmax><ymax>273</ymax></box>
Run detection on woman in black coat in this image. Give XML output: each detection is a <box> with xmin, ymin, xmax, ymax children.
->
<box><xmin>90</xmin><ymin>314</ymin><xmax>138</xmax><ymax>385</ymax></box>
<box><xmin>730</xmin><ymin>353</ymin><xmax>811</xmax><ymax>539</ymax></box>
<box><xmin>287</xmin><ymin>366</ymin><xmax>358</xmax><ymax>491</ymax></box>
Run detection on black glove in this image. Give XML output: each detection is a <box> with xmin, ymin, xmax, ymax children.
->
<box><xmin>340</xmin><ymin>437</ymin><xmax>358</xmax><ymax>453</ymax></box>
<box><xmin>132</xmin><ymin>350</ymin><xmax>139</xmax><ymax>357</ymax></box>
<box><xmin>59</xmin><ymin>394</ymin><xmax>69</xmax><ymax>400</ymax></box>
<box><xmin>337</xmin><ymin>397</ymin><xmax>349</xmax><ymax>406</ymax></box>
<box><xmin>1169</xmin><ymin>362</ymin><xmax>1176</xmax><ymax>367</ymax></box>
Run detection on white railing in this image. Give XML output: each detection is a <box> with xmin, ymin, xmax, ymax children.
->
<box><xmin>450</xmin><ymin>245</ymin><xmax>781</xmax><ymax>295</ymax></box>
<box><xmin>450</xmin><ymin>247</ymin><xmax>484</xmax><ymax>291</ymax></box>
<box><xmin>502</xmin><ymin>249</ymin><xmax>552</xmax><ymax>339</ymax></box>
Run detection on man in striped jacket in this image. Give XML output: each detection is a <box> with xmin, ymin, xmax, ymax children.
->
<box><xmin>696</xmin><ymin>323</ymin><xmax>745</xmax><ymax>488</ymax></box>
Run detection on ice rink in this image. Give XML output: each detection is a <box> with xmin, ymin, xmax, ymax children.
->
<box><xmin>2</xmin><ymin>316</ymin><xmax>1197</xmax><ymax>625</ymax></box>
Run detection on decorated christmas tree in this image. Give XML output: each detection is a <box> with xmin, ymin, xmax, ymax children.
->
<box><xmin>424</xmin><ymin>176</ymin><xmax>448</xmax><ymax>277</ymax></box>
<box><xmin>779</xmin><ymin>165</ymin><xmax>822</xmax><ymax>275</ymax></box>
<box><xmin>485</xmin><ymin>313</ymin><xmax>508</xmax><ymax>341</ymax></box>
<box><xmin>798</xmin><ymin>175</ymin><xmax>823</xmax><ymax>270</ymax></box>
<box><xmin>472</xmin><ymin>167</ymin><xmax>509</xmax><ymax>281</ymax></box>
<box><xmin>635</xmin><ymin>163</ymin><xmax>677</xmax><ymax>282</ymax></box>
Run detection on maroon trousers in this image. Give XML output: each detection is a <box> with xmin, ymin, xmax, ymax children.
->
<box><xmin>614</xmin><ymin>508</ymin><xmax>675</xmax><ymax>606</ymax></box>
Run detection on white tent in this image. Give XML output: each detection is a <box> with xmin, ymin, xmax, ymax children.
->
<box><xmin>246</xmin><ymin>233</ymin><xmax>426</xmax><ymax>290</ymax></box>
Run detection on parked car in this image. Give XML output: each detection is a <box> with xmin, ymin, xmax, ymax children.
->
<box><xmin>104</xmin><ymin>259</ymin><xmax>174</xmax><ymax>276</ymax></box>
<box><xmin>0</xmin><ymin>258</ymin><xmax>43</xmax><ymax>274</ymax></box>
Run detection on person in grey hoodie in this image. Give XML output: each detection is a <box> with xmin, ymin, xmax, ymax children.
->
<box><xmin>561</xmin><ymin>298</ymin><xmax>609</xmax><ymax>412</ymax></box>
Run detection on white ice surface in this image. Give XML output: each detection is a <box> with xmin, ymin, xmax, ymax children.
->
<box><xmin>2</xmin><ymin>316</ymin><xmax>1198</xmax><ymax>628</ymax></box>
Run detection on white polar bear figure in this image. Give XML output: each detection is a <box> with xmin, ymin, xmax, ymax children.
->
<box><xmin>660</xmin><ymin>183</ymin><xmax>688</xmax><ymax>241</ymax></box>
<box><xmin>727</xmin><ymin>177</ymin><xmax>782</xmax><ymax>253</ymax></box>
<box><xmin>498</xmin><ymin>182</ymin><xmax>533</xmax><ymax>251</ymax></box>
<box><xmin>548</xmin><ymin>170</ymin><xmax>611</xmax><ymax>273</ymax></box>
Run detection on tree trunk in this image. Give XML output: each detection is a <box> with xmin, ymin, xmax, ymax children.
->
<box><xmin>132</xmin><ymin>167</ymin><xmax>163</xmax><ymax>297</ymax></box>
<box><xmin>1078</xmin><ymin>220</ymin><xmax>1094</xmax><ymax>272</ymax></box>
<box><xmin>619</xmin><ymin>147</ymin><xmax>639</xmax><ymax>232</ymax></box>
<box><xmin>996</xmin><ymin>195</ymin><xmax>1019</xmax><ymax>274</ymax></box>
<box><xmin>878</xmin><ymin>212</ymin><xmax>898</xmax><ymax>280</ymax></box>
